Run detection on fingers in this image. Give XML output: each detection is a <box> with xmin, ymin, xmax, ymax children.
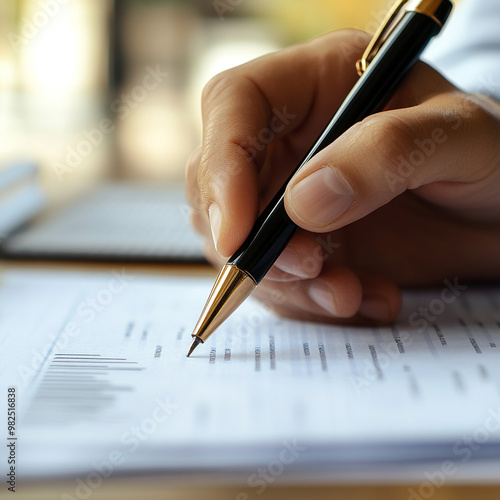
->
<box><xmin>284</xmin><ymin>73</ymin><xmax>500</xmax><ymax>233</ymax></box>
<box><xmin>356</xmin><ymin>274</ymin><xmax>402</xmax><ymax>323</ymax></box>
<box><xmin>187</xmin><ymin>31</ymin><xmax>500</xmax><ymax>330</ymax></box>
<box><xmin>255</xmin><ymin>267</ymin><xmax>401</xmax><ymax>325</ymax></box>
<box><xmin>195</xmin><ymin>30</ymin><xmax>372</xmax><ymax>258</ymax></box>
<box><xmin>266</xmin><ymin>230</ymin><xmax>325</xmax><ymax>282</ymax></box>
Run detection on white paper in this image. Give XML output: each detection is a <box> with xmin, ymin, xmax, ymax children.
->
<box><xmin>1</xmin><ymin>270</ymin><xmax>500</xmax><ymax>482</ymax></box>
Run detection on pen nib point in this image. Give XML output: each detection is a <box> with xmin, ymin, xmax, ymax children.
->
<box><xmin>187</xmin><ymin>337</ymin><xmax>202</xmax><ymax>357</ymax></box>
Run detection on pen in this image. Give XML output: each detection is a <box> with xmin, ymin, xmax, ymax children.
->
<box><xmin>187</xmin><ymin>0</ymin><xmax>453</xmax><ymax>357</ymax></box>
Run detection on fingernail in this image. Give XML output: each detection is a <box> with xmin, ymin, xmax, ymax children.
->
<box><xmin>359</xmin><ymin>295</ymin><xmax>390</xmax><ymax>321</ymax></box>
<box><xmin>274</xmin><ymin>247</ymin><xmax>310</xmax><ymax>278</ymax></box>
<box><xmin>289</xmin><ymin>167</ymin><xmax>354</xmax><ymax>226</ymax></box>
<box><xmin>308</xmin><ymin>281</ymin><xmax>339</xmax><ymax>316</ymax></box>
<box><xmin>209</xmin><ymin>203</ymin><xmax>221</xmax><ymax>252</ymax></box>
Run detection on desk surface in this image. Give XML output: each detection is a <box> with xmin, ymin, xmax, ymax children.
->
<box><xmin>4</xmin><ymin>260</ymin><xmax>499</xmax><ymax>500</ymax></box>
<box><xmin>18</xmin><ymin>481</ymin><xmax>500</xmax><ymax>500</ymax></box>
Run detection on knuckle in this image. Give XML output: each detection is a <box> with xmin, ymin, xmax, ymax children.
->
<box><xmin>201</xmin><ymin>70</ymin><xmax>233</xmax><ymax>106</ymax></box>
<box><xmin>186</xmin><ymin>146</ymin><xmax>201</xmax><ymax>173</ymax></box>
<box><xmin>308</xmin><ymin>28</ymin><xmax>369</xmax><ymax>50</ymax></box>
<box><xmin>185</xmin><ymin>151</ymin><xmax>200</xmax><ymax>189</ymax></box>
<box><xmin>197</xmin><ymin>144</ymin><xmax>242</xmax><ymax>204</ymax></box>
<box><xmin>341</xmin><ymin>28</ymin><xmax>371</xmax><ymax>51</ymax></box>
<box><xmin>362</xmin><ymin>114</ymin><xmax>415</xmax><ymax>163</ymax></box>
<box><xmin>197</xmin><ymin>156</ymin><xmax>213</xmax><ymax>184</ymax></box>
<box><xmin>196</xmin><ymin>152</ymin><xmax>218</xmax><ymax>209</ymax></box>
<box><xmin>352</xmin><ymin>113</ymin><xmax>421</xmax><ymax>188</ymax></box>
<box><xmin>185</xmin><ymin>164</ymin><xmax>204</xmax><ymax>212</ymax></box>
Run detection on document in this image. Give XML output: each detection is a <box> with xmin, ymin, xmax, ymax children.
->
<box><xmin>1</xmin><ymin>269</ymin><xmax>500</xmax><ymax>484</ymax></box>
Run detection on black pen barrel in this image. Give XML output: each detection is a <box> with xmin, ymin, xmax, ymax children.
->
<box><xmin>229</xmin><ymin>7</ymin><xmax>452</xmax><ymax>283</ymax></box>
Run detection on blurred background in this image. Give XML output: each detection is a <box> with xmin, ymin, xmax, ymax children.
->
<box><xmin>0</xmin><ymin>0</ymin><xmax>397</xmax><ymax>204</ymax></box>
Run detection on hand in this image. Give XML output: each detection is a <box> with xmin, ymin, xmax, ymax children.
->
<box><xmin>186</xmin><ymin>30</ymin><xmax>500</xmax><ymax>325</ymax></box>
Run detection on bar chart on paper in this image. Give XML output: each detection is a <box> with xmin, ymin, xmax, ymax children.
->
<box><xmin>1</xmin><ymin>270</ymin><xmax>500</xmax><ymax>481</ymax></box>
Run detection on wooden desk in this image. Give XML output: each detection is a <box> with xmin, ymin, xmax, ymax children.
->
<box><xmin>18</xmin><ymin>479</ymin><xmax>500</xmax><ymax>500</ymax></box>
<box><xmin>5</xmin><ymin>260</ymin><xmax>498</xmax><ymax>500</ymax></box>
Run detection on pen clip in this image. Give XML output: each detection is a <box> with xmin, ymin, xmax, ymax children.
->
<box><xmin>356</xmin><ymin>0</ymin><xmax>447</xmax><ymax>76</ymax></box>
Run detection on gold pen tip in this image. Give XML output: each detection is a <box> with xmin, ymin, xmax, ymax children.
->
<box><xmin>187</xmin><ymin>337</ymin><xmax>203</xmax><ymax>357</ymax></box>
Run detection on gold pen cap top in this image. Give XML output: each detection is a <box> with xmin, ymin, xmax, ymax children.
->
<box><xmin>356</xmin><ymin>0</ymin><xmax>453</xmax><ymax>75</ymax></box>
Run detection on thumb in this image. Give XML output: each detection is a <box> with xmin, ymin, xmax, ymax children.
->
<box><xmin>284</xmin><ymin>92</ymin><xmax>500</xmax><ymax>232</ymax></box>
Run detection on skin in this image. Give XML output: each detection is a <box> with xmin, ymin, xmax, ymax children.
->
<box><xmin>186</xmin><ymin>30</ymin><xmax>500</xmax><ymax>326</ymax></box>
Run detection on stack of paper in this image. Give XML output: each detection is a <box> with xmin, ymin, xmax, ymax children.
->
<box><xmin>1</xmin><ymin>270</ymin><xmax>500</xmax><ymax>487</ymax></box>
